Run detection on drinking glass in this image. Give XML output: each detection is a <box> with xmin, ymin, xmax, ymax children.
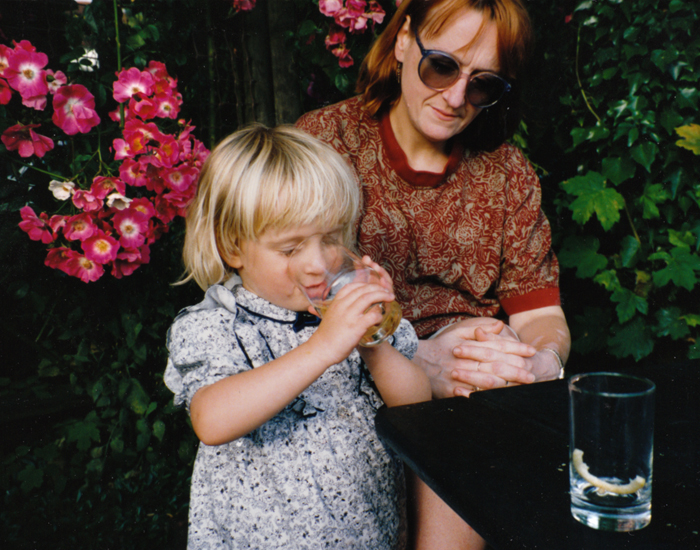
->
<box><xmin>568</xmin><ymin>372</ymin><xmax>655</xmax><ymax>531</ymax></box>
<box><xmin>287</xmin><ymin>239</ymin><xmax>401</xmax><ymax>347</ymax></box>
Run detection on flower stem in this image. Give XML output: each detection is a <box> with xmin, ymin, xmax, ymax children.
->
<box><xmin>575</xmin><ymin>26</ymin><xmax>601</xmax><ymax>124</ymax></box>
<box><xmin>113</xmin><ymin>0</ymin><xmax>125</xmax><ymax>126</ymax></box>
<box><xmin>2</xmin><ymin>156</ymin><xmax>65</xmax><ymax>180</ymax></box>
<box><xmin>113</xmin><ymin>0</ymin><xmax>122</xmax><ymax>72</ymax></box>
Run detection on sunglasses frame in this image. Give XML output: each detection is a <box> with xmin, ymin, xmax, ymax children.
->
<box><xmin>413</xmin><ymin>32</ymin><xmax>511</xmax><ymax>109</ymax></box>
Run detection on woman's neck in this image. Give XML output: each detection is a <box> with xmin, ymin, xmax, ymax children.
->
<box><xmin>389</xmin><ymin>103</ymin><xmax>451</xmax><ymax>174</ymax></box>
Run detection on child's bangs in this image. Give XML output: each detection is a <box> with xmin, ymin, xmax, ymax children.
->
<box><xmin>253</xmin><ymin>144</ymin><xmax>359</xmax><ymax>243</ymax></box>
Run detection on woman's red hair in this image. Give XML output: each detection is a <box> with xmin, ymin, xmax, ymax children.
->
<box><xmin>356</xmin><ymin>0</ymin><xmax>533</xmax><ymax>151</ymax></box>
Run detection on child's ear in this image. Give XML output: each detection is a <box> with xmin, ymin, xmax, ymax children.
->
<box><xmin>222</xmin><ymin>244</ymin><xmax>243</xmax><ymax>269</ymax></box>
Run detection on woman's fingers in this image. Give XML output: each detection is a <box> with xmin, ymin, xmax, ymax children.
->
<box><xmin>450</xmin><ymin>360</ymin><xmax>535</xmax><ymax>389</ymax></box>
<box><xmin>453</xmin><ymin>339</ymin><xmax>536</xmax><ymax>364</ymax></box>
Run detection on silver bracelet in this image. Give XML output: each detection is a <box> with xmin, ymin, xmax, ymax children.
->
<box><xmin>542</xmin><ymin>347</ymin><xmax>565</xmax><ymax>379</ymax></box>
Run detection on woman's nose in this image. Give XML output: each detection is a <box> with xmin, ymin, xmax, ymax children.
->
<box><xmin>441</xmin><ymin>74</ymin><xmax>469</xmax><ymax>109</ymax></box>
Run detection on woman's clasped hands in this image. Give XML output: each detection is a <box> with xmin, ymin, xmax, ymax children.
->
<box><xmin>415</xmin><ymin>318</ymin><xmax>537</xmax><ymax>398</ymax></box>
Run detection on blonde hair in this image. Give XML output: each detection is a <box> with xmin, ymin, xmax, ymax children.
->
<box><xmin>181</xmin><ymin>124</ymin><xmax>360</xmax><ymax>290</ymax></box>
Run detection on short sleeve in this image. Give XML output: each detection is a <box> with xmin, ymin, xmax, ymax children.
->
<box><xmin>496</xmin><ymin>146</ymin><xmax>560</xmax><ymax>308</ymax></box>
<box><xmin>164</xmin><ymin>306</ymin><xmax>249</xmax><ymax>410</ymax></box>
<box><xmin>390</xmin><ymin>318</ymin><xmax>419</xmax><ymax>360</ymax></box>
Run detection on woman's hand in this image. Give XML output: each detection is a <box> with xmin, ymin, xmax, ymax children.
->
<box><xmin>414</xmin><ymin>318</ymin><xmax>537</xmax><ymax>398</ymax></box>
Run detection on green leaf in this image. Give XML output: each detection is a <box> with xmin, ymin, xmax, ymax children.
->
<box><xmin>652</xmin><ymin>247</ymin><xmax>700</xmax><ymax>291</ymax></box>
<box><xmin>611</xmin><ymin>287</ymin><xmax>647</xmax><ymax>324</ymax></box>
<box><xmin>689</xmin><ymin>341</ymin><xmax>700</xmax><ymax>360</ymax></box>
<box><xmin>593</xmin><ymin>269</ymin><xmax>621</xmax><ymax>292</ymax></box>
<box><xmin>630</xmin><ymin>141</ymin><xmax>659</xmax><ymax>173</ymax></box>
<box><xmin>153</xmin><ymin>420</ymin><xmax>166</xmax><ymax>441</ymax></box>
<box><xmin>127</xmin><ymin>34</ymin><xmax>147</xmax><ymax>49</ymax></box>
<box><xmin>620</xmin><ymin>235</ymin><xmax>641</xmax><ymax>268</ymax></box>
<box><xmin>558</xmin><ymin>235</ymin><xmax>608</xmax><ymax>278</ymax></box>
<box><xmin>675</xmin><ymin>124</ymin><xmax>700</xmax><ymax>155</ymax></box>
<box><xmin>638</xmin><ymin>183</ymin><xmax>670</xmax><ymax>219</ymax></box>
<box><xmin>570</xmin><ymin>124</ymin><xmax>610</xmax><ymax>148</ymax></box>
<box><xmin>110</xmin><ymin>437</ymin><xmax>124</xmax><ymax>454</ymax></box>
<box><xmin>684</xmin><ymin>314</ymin><xmax>700</xmax><ymax>328</ymax></box>
<box><xmin>562</xmin><ymin>172</ymin><xmax>625</xmax><ymax>230</ymax></box>
<box><xmin>608</xmin><ymin>317</ymin><xmax>654</xmax><ymax>361</ymax></box>
<box><xmin>67</xmin><ymin>419</ymin><xmax>100</xmax><ymax>451</ymax></box>
<box><xmin>668</xmin><ymin>229</ymin><xmax>696</xmax><ymax>250</ymax></box>
<box><xmin>677</xmin><ymin>88</ymin><xmax>699</xmax><ymax>111</ymax></box>
<box><xmin>127</xmin><ymin>380</ymin><xmax>150</xmax><ymax>415</ymax></box>
<box><xmin>601</xmin><ymin>156</ymin><xmax>636</xmax><ymax>186</ymax></box>
<box><xmin>298</xmin><ymin>19</ymin><xmax>319</xmax><ymax>36</ymax></box>
<box><xmin>18</xmin><ymin>463</ymin><xmax>44</xmax><ymax>492</ymax></box>
<box><xmin>655</xmin><ymin>308</ymin><xmax>690</xmax><ymax>340</ymax></box>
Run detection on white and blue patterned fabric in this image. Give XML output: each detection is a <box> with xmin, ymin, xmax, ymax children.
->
<box><xmin>164</xmin><ymin>284</ymin><xmax>418</xmax><ymax>549</ymax></box>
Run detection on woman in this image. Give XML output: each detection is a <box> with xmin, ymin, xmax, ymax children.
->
<box><xmin>297</xmin><ymin>1</ymin><xmax>570</xmax><ymax>546</ymax></box>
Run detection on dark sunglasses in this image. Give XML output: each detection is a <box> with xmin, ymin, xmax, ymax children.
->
<box><xmin>414</xmin><ymin>32</ymin><xmax>511</xmax><ymax>109</ymax></box>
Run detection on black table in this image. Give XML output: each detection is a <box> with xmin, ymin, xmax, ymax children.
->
<box><xmin>375</xmin><ymin>360</ymin><xmax>700</xmax><ymax>549</ymax></box>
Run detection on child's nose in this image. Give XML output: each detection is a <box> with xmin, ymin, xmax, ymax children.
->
<box><xmin>304</xmin><ymin>242</ymin><xmax>331</xmax><ymax>274</ymax></box>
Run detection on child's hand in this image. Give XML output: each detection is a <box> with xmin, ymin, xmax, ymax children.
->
<box><xmin>306</xmin><ymin>281</ymin><xmax>394</xmax><ymax>366</ymax></box>
<box><xmin>360</xmin><ymin>255</ymin><xmax>394</xmax><ymax>293</ymax></box>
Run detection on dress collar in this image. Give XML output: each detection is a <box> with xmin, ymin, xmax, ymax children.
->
<box><xmin>230</xmin><ymin>285</ymin><xmax>298</xmax><ymax>323</ymax></box>
<box><xmin>378</xmin><ymin>110</ymin><xmax>463</xmax><ymax>188</ymax></box>
<box><xmin>229</xmin><ymin>285</ymin><xmax>320</xmax><ymax>332</ymax></box>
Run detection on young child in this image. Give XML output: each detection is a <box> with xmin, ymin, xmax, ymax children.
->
<box><xmin>164</xmin><ymin>124</ymin><xmax>431</xmax><ymax>549</ymax></box>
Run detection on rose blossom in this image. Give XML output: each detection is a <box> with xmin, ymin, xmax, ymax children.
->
<box><xmin>49</xmin><ymin>180</ymin><xmax>75</xmax><ymax>200</ymax></box>
<box><xmin>112</xmin><ymin>244</ymin><xmax>150</xmax><ymax>279</ymax></box>
<box><xmin>113</xmin><ymin>207</ymin><xmax>150</xmax><ymax>248</ymax></box>
<box><xmin>319</xmin><ymin>0</ymin><xmax>343</xmax><ymax>16</ymax></box>
<box><xmin>0</xmin><ymin>44</ymin><xmax>12</xmax><ymax>77</ymax></box>
<box><xmin>1</xmin><ymin>123</ymin><xmax>54</xmax><ymax>158</ymax></box>
<box><xmin>113</xmin><ymin>67</ymin><xmax>154</xmax><ymax>103</ymax></box>
<box><xmin>63</xmin><ymin>213</ymin><xmax>96</xmax><ymax>241</ymax></box>
<box><xmin>72</xmin><ymin>189</ymin><xmax>102</xmax><ymax>212</ymax></box>
<box><xmin>1</xmin><ymin>78</ymin><xmax>12</xmax><ymax>104</ymax></box>
<box><xmin>46</xmin><ymin>70</ymin><xmax>67</xmax><ymax>93</ymax></box>
<box><xmin>82</xmin><ymin>231</ymin><xmax>120</xmax><ymax>264</ymax></box>
<box><xmin>19</xmin><ymin>206</ymin><xmax>55</xmax><ymax>243</ymax></box>
<box><xmin>91</xmin><ymin>176</ymin><xmax>126</xmax><ymax>200</ymax></box>
<box><xmin>106</xmin><ymin>193</ymin><xmax>132</xmax><ymax>210</ymax></box>
<box><xmin>5</xmin><ymin>47</ymin><xmax>49</xmax><ymax>100</ymax></box>
<box><xmin>52</xmin><ymin>84</ymin><xmax>101</xmax><ymax>135</ymax></box>
<box><xmin>66</xmin><ymin>254</ymin><xmax>104</xmax><ymax>283</ymax></box>
<box><xmin>45</xmin><ymin>247</ymin><xmax>80</xmax><ymax>276</ymax></box>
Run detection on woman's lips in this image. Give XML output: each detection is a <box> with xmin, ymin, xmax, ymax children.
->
<box><xmin>431</xmin><ymin>106</ymin><xmax>460</xmax><ymax>120</ymax></box>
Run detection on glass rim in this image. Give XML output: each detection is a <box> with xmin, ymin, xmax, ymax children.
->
<box><xmin>568</xmin><ymin>371</ymin><xmax>656</xmax><ymax>397</ymax></box>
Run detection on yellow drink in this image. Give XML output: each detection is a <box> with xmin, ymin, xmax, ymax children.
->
<box><xmin>315</xmin><ymin>299</ymin><xmax>402</xmax><ymax>347</ymax></box>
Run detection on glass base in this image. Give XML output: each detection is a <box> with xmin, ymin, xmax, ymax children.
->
<box><xmin>571</xmin><ymin>503</ymin><xmax>651</xmax><ymax>532</ymax></box>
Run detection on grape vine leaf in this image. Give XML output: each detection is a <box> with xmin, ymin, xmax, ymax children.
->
<box><xmin>652</xmin><ymin>247</ymin><xmax>700</xmax><ymax>291</ymax></box>
<box><xmin>562</xmin><ymin>171</ymin><xmax>625</xmax><ymax>230</ymax></box>
<box><xmin>558</xmin><ymin>235</ymin><xmax>608</xmax><ymax>278</ymax></box>
<box><xmin>675</xmin><ymin>124</ymin><xmax>700</xmax><ymax>155</ymax></box>
<box><xmin>655</xmin><ymin>307</ymin><xmax>690</xmax><ymax>340</ymax></box>
<box><xmin>602</xmin><ymin>156</ymin><xmax>636</xmax><ymax>186</ymax></box>
<box><xmin>608</xmin><ymin>317</ymin><xmax>654</xmax><ymax>361</ymax></box>
<box><xmin>611</xmin><ymin>287</ymin><xmax>648</xmax><ymax>324</ymax></box>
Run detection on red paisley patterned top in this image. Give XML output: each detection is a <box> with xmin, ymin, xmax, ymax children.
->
<box><xmin>296</xmin><ymin>97</ymin><xmax>560</xmax><ymax>338</ymax></box>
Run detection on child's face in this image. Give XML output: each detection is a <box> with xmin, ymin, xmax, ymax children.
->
<box><xmin>227</xmin><ymin>223</ymin><xmax>344</xmax><ymax>312</ymax></box>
